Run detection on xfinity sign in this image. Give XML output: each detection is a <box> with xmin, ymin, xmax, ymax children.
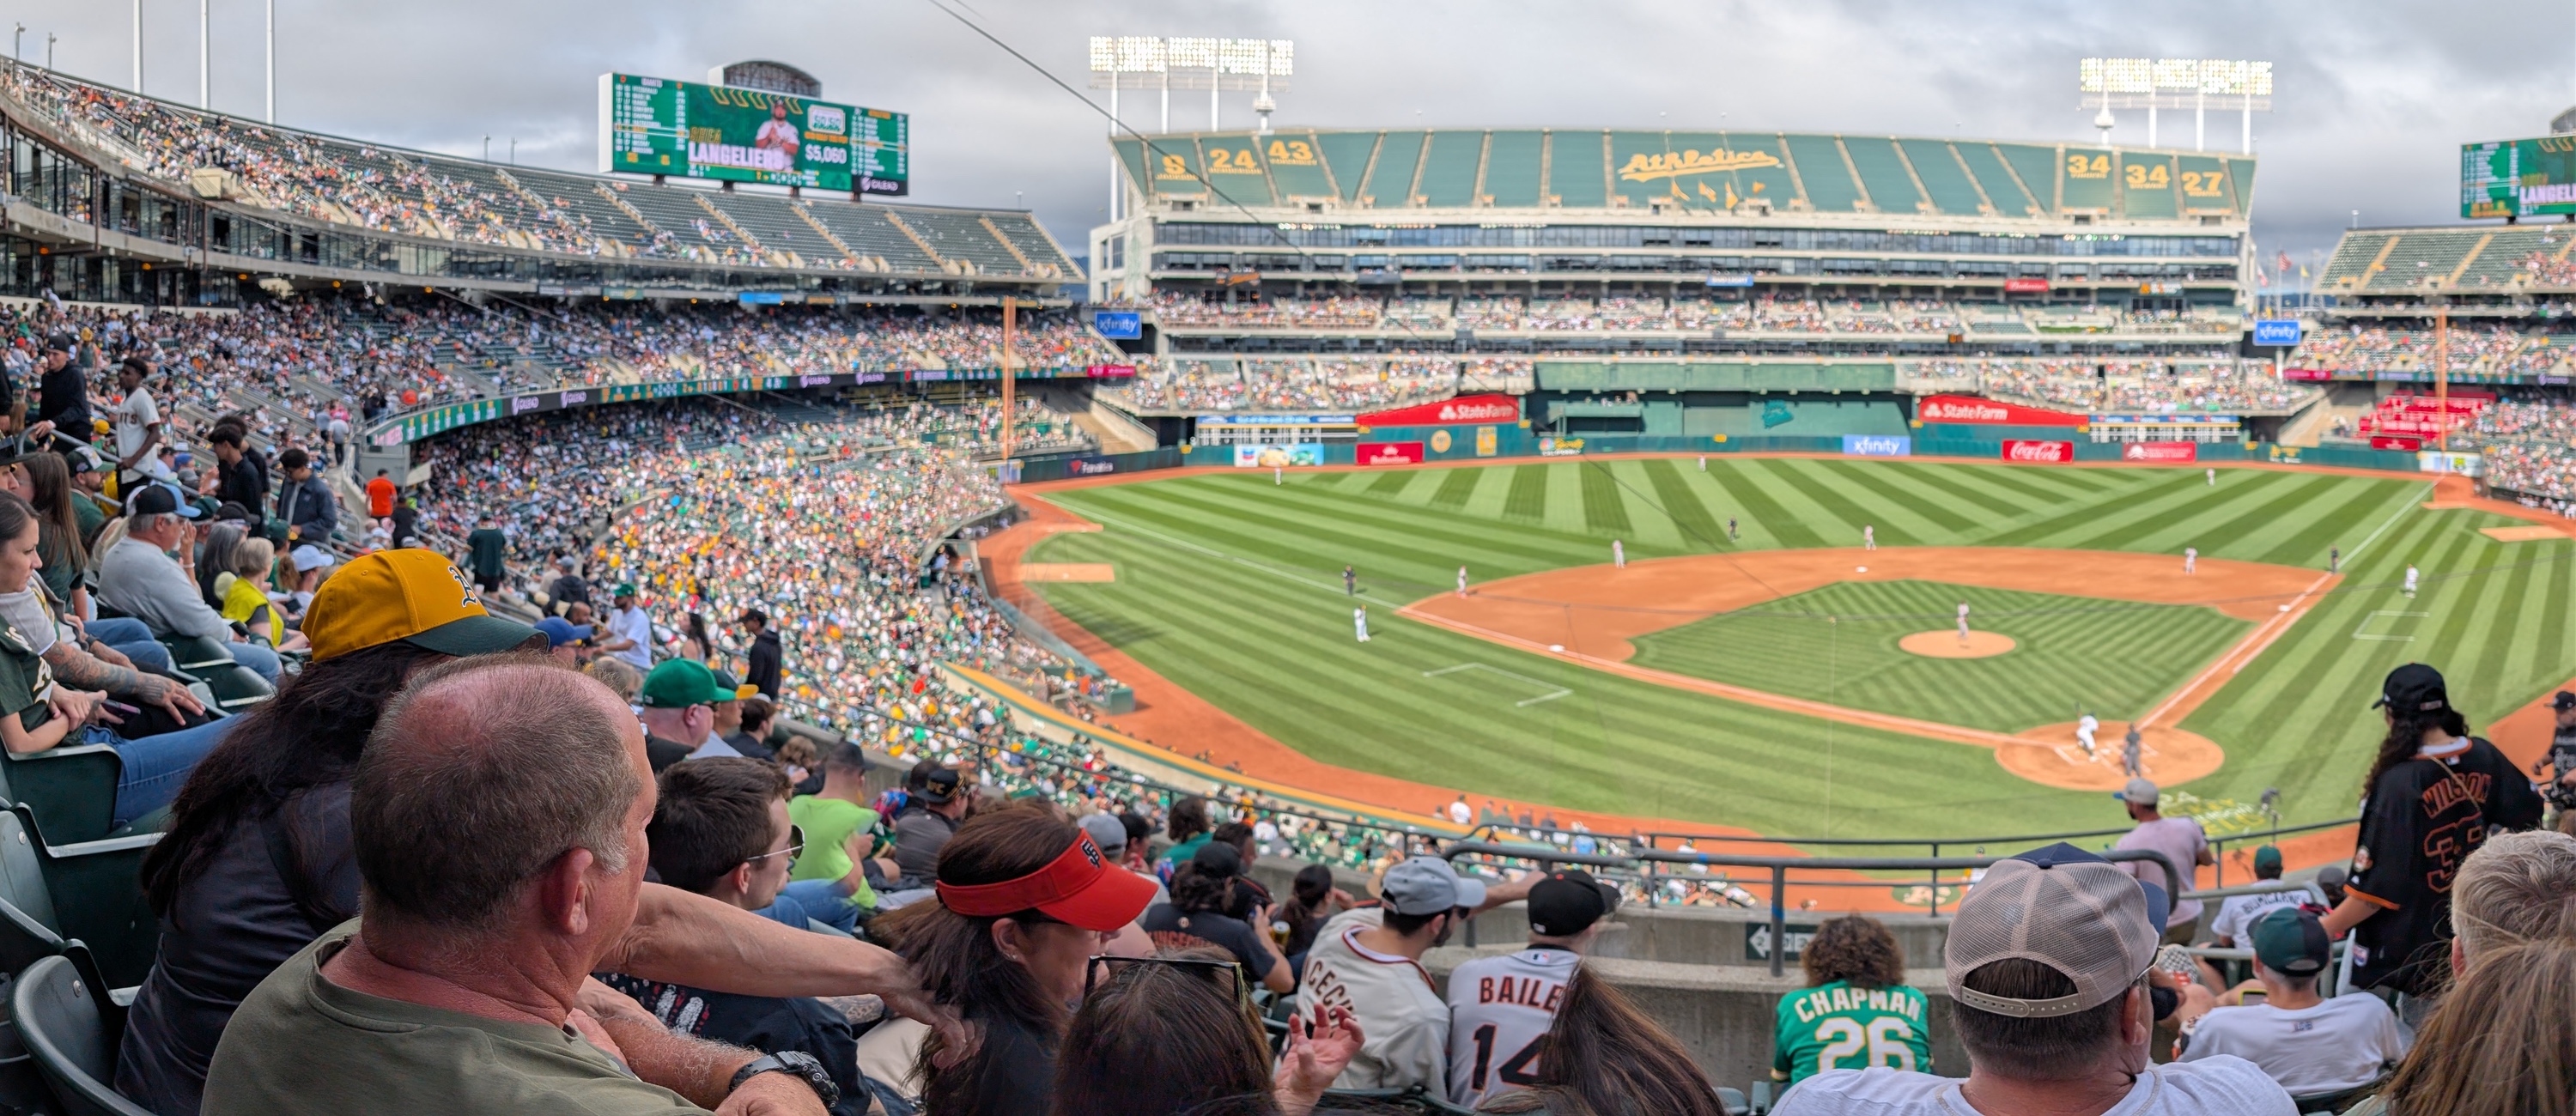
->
<box><xmin>2251</xmin><ymin>319</ymin><xmax>2302</xmax><ymax>347</ymax></box>
<box><xmin>1842</xmin><ymin>434</ymin><xmax>1911</xmax><ymax>458</ymax></box>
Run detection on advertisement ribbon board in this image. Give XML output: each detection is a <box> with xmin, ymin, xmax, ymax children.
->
<box><xmin>1919</xmin><ymin>395</ymin><xmax>2088</xmax><ymax>427</ymax></box>
<box><xmin>1841</xmin><ymin>434</ymin><xmax>1912</xmax><ymax>457</ymax></box>
<box><xmin>2002</xmin><ymin>440</ymin><xmax>2076</xmax><ymax>464</ymax></box>
<box><xmin>2119</xmin><ymin>442</ymin><xmax>2199</xmax><ymax>463</ymax></box>
<box><xmin>1357</xmin><ymin>441</ymin><xmax>1425</xmax><ymax>465</ymax></box>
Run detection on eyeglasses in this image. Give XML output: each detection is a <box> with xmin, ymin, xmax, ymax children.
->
<box><xmin>744</xmin><ymin>824</ymin><xmax>804</xmax><ymax>866</ymax></box>
<box><xmin>1083</xmin><ymin>955</ymin><xmax>1249</xmax><ymax>1002</ymax></box>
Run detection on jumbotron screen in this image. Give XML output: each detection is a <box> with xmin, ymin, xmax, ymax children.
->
<box><xmin>2461</xmin><ymin>136</ymin><xmax>2576</xmax><ymax>218</ymax></box>
<box><xmin>598</xmin><ymin>72</ymin><xmax>908</xmax><ymax>196</ymax></box>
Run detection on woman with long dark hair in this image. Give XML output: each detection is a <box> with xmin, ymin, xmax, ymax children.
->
<box><xmin>2322</xmin><ymin>663</ymin><xmax>2543</xmax><ymax>1004</ymax></box>
<box><xmin>1279</xmin><ymin>863</ymin><xmax>1354</xmax><ymax>969</ymax></box>
<box><xmin>20</xmin><ymin>450</ymin><xmax>88</xmax><ymax>614</ymax></box>
<box><xmin>1052</xmin><ymin>948</ymin><xmax>1362</xmax><ymax>1116</ymax></box>
<box><xmin>872</xmin><ymin>800</ymin><xmax>1158</xmax><ymax>1114</ymax></box>
<box><xmin>1482</xmin><ymin>966</ymin><xmax>1728</xmax><ymax>1116</ymax></box>
<box><xmin>1144</xmin><ymin>842</ymin><xmax>1296</xmax><ymax>993</ymax></box>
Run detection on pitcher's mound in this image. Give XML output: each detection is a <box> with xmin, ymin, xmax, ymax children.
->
<box><xmin>1899</xmin><ymin>630</ymin><xmax>2016</xmax><ymax>658</ymax></box>
<box><xmin>1997</xmin><ymin>722</ymin><xmax>2225</xmax><ymax>790</ymax></box>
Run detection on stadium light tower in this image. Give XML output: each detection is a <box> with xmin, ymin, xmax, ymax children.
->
<box><xmin>198</xmin><ymin>0</ymin><xmax>209</xmax><ymax>108</ymax></box>
<box><xmin>2080</xmin><ymin>58</ymin><xmax>2272</xmax><ymax>154</ymax></box>
<box><xmin>1090</xmin><ymin>36</ymin><xmax>1291</xmax><ymax>135</ymax></box>
<box><xmin>131</xmin><ymin>0</ymin><xmax>142</xmax><ymax>90</ymax></box>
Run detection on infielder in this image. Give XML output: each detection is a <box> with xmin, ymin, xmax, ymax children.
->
<box><xmin>1698</xmin><ymin>454</ymin><xmax>1707</xmax><ymax>471</ymax></box>
<box><xmin>2123</xmin><ymin>724</ymin><xmax>2143</xmax><ymax>777</ymax></box>
<box><xmin>1354</xmin><ymin>606</ymin><xmax>1370</xmax><ymax>642</ymax></box>
<box><xmin>2076</xmin><ymin>712</ymin><xmax>2099</xmax><ymax>758</ymax></box>
<box><xmin>1613</xmin><ymin>539</ymin><xmax>1625</xmax><ymax>568</ymax></box>
<box><xmin>1728</xmin><ymin>518</ymin><xmax>1739</xmax><ymax>541</ymax></box>
<box><xmin>1956</xmin><ymin>602</ymin><xmax>1971</xmax><ymax>644</ymax></box>
<box><xmin>1863</xmin><ymin>525</ymin><xmax>1875</xmax><ymax>551</ymax></box>
<box><xmin>2403</xmin><ymin>564</ymin><xmax>2419</xmax><ymax>597</ymax></box>
<box><xmin>2330</xmin><ymin>546</ymin><xmax>2340</xmax><ymax>573</ymax></box>
<box><xmin>2184</xmin><ymin>547</ymin><xmax>2197</xmax><ymax>574</ymax></box>
<box><xmin>1456</xmin><ymin>566</ymin><xmax>1468</xmax><ymax>597</ymax></box>
<box><xmin>2206</xmin><ymin>468</ymin><xmax>2215</xmax><ymax>487</ymax></box>
<box><xmin>1344</xmin><ymin>564</ymin><xmax>1357</xmax><ymax>596</ymax></box>
<box><xmin>1274</xmin><ymin>465</ymin><xmax>1283</xmax><ymax>485</ymax></box>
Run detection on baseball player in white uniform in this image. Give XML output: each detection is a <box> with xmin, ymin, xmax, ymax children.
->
<box><xmin>1275</xmin><ymin>465</ymin><xmax>1283</xmax><ymax>485</ymax></box>
<box><xmin>2184</xmin><ymin>547</ymin><xmax>2197</xmax><ymax>574</ymax></box>
<box><xmin>1956</xmin><ymin>602</ymin><xmax>1971</xmax><ymax>644</ymax></box>
<box><xmin>2206</xmin><ymin>468</ymin><xmax>2215</xmax><ymax>487</ymax></box>
<box><xmin>1444</xmin><ymin>870</ymin><xmax>1618</xmax><ymax>1109</ymax></box>
<box><xmin>1355</xmin><ymin>607</ymin><xmax>1371</xmax><ymax>642</ymax></box>
<box><xmin>1864</xmin><ymin>525</ymin><xmax>1875</xmax><ymax>551</ymax></box>
<box><xmin>1457</xmin><ymin>567</ymin><xmax>1468</xmax><ymax>597</ymax></box>
<box><xmin>2076</xmin><ymin>712</ymin><xmax>2099</xmax><ymax>757</ymax></box>
<box><xmin>1612</xmin><ymin>539</ymin><xmax>1625</xmax><ymax>568</ymax></box>
<box><xmin>2403</xmin><ymin>565</ymin><xmax>2419</xmax><ymax>597</ymax></box>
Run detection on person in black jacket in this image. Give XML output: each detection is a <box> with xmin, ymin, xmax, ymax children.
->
<box><xmin>2324</xmin><ymin>663</ymin><xmax>2545</xmax><ymax>1004</ymax></box>
<box><xmin>272</xmin><ymin>447</ymin><xmax>337</xmax><ymax>545</ymax></box>
<box><xmin>206</xmin><ymin>428</ymin><xmax>268</xmax><ymax>518</ymax></box>
<box><xmin>24</xmin><ymin>334</ymin><xmax>86</xmax><ymax>449</ymax></box>
<box><xmin>738</xmin><ymin>608</ymin><xmax>782</xmax><ymax>698</ymax></box>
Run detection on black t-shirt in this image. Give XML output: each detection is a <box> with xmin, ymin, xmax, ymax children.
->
<box><xmin>1139</xmin><ymin>903</ymin><xmax>1277</xmax><ymax>982</ymax></box>
<box><xmin>2348</xmin><ymin>737</ymin><xmax>2543</xmax><ymax>995</ymax></box>
<box><xmin>595</xmin><ymin>974</ymin><xmax>867</xmax><ymax>1116</ymax></box>
<box><xmin>644</xmin><ymin>733</ymin><xmax>692</xmax><ymax>774</ymax></box>
<box><xmin>925</xmin><ymin>1013</ymin><xmax>1052</xmax><ymax>1116</ymax></box>
<box><xmin>2548</xmin><ymin>725</ymin><xmax>2576</xmax><ymax>809</ymax></box>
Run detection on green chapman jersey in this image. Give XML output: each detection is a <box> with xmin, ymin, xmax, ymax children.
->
<box><xmin>1771</xmin><ymin>980</ymin><xmax>1932</xmax><ymax>1084</ymax></box>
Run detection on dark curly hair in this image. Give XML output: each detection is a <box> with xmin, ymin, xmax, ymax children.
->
<box><xmin>1800</xmin><ymin>914</ymin><xmax>1906</xmax><ymax>989</ymax></box>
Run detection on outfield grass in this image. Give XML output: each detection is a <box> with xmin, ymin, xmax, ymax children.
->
<box><xmin>1029</xmin><ymin>458</ymin><xmax>2567</xmax><ymax>837</ymax></box>
<box><xmin>1627</xmin><ymin>580</ymin><xmax>2248</xmax><ymax>732</ymax></box>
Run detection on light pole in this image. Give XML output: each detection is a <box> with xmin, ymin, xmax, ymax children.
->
<box><xmin>133</xmin><ymin>0</ymin><xmax>143</xmax><ymax>90</ymax></box>
<box><xmin>199</xmin><ymin>0</ymin><xmax>210</xmax><ymax>108</ymax></box>
<box><xmin>46</xmin><ymin>33</ymin><xmax>53</xmax><ymax>71</ymax></box>
<box><xmin>266</xmin><ymin>0</ymin><xmax>276</xmax><ymax>122</ymax></box>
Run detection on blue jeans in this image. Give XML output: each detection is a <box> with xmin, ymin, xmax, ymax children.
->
<box><xmin>86</xmin><ymin>715</ymin><xmax>236</xmax><ymax>828</ymax></box>
<box><xmin>756</xmin><ymin>878</ymin><xmax>864</xmax><ymax>936</ymax></box>
<box><xmin>88</xmin><ymin>618</ymin><xmax>172</xmax><ymax>675</ymax></box>
<box><xmin>223</xmin><ymin>640</ymin><xmax>282</xmax><ymax>686</ymax></box>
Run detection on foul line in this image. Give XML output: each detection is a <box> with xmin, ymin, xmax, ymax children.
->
<box><xmin>1424</xmin><ymin>662</ymin><xmax>1573</xmax><ymax>707</ymax></box>
<box><xmin>2353</xmin><ymin>610</ymin><xmax>2428</xmax><ymax>643</ymax></box>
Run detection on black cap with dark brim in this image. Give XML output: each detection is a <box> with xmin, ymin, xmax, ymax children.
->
<box><xmin>404</xmin><ymin>614</ymin><xmax>546</xmax><ymax>658</ymax></box>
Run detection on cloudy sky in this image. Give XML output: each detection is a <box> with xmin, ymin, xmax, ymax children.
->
<box><xmin>15</xmin><ymin>0</ymin><xmax>2576</xmax><ymax>279</ymax></box>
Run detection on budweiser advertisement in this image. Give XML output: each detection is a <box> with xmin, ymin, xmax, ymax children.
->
<box><xmin>2119</xmin><ymin>442</ymin><xmax>2198</xmax><ymax>463</ymax></box>
<box><xmin>1354</xmin><ymin>393</ymin><xmax>1522</xmax><ymax>427</ymax></box>
<box><xmin>2002</xmin><ymin>440</ymin><xmax>2075</xmax><ymax>464</ymax></box>
<box><xmin>2002</xmin><ymin>277</ymin><xmax>2050</xmax><ymax>294</ymax></box>
<box><xmin>1356</xmin><ymin>441</ymin><xmax>1425</xmax><ymax>465</ymax></box>
<box><xmin>2279</xmin><ymin>367</ymin><xmax>2333</xmax><ymax>381</ymax></box>
<box><xmin>1917</xmin><ymin>394</ymin><xmax>2087</xmax><ymax>427</ymax></box>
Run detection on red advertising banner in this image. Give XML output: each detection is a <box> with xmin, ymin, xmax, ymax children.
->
<box><xmin>1357</xmin><ymin>441</ymin><xmax>1425</xmax><ymax>465</ymax></box>
<box><xmin>2119</xmin><ymin>442</ymin><xmax>2199</xmax><ymax>463</ymax></box>
<box><xmin>2370</xmin><ymin>435</ymin><xmax>2423</xmax><ymax>452</ymax></box>
<box><xmin>2279</xmin><ymin>367</ymin><xmax>2333</xmax><ymax>381</ymax></box>
<box><xmin>2002</xmin><ymin>277</ymin><xmax>2051</xmax><ymax>294</ymax></box>
<box><xmin>1355</xmin><ymin>393</ymin><xmax>1522</xmax><ymax>427</ymax></box>
<box><xmin>1918</xmin><ymin>395</ymin><xmax>2088</xmax><ymax>427</ymax></box>
<box><xmin>2002</xmin><ymin>440</ymin><xmax>2075</xmax><ymax>464</ymax></box>
<box><xmin>1085</xmin><ymin>364</ymin><xmax>1137</xmax><ymax>379</ymax></box>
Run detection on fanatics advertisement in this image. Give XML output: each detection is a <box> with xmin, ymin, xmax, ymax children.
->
<box><xmin>1917</xmin><ymin>395</ymin><xmax>2087</xmax><ymax>427</ymax></box>
<box><xmin>2119</xmin><ymin>442</ymin><xmax>2199</xmax><ymax>463</ymax></box>
<box><xmin>1357</xmin><ymin>441</ymin><xmax>1426</xmax><ymax>465</ymax></box>
<box><xmin>2002</xmin><ymin>439</ymin><xmax>2076</xmax><ymax>464</ymax></box>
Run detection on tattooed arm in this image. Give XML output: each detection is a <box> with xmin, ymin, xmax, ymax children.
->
<box><xmin>43</xmin><ymin>640</ymin><xmax>207</xmax><ymax>721</ymax></box>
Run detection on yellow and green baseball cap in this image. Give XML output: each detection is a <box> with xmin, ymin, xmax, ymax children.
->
<box><xmin>301</xmin><ymin>549</ymin><xmax>544</xmax><ymax>663</ymax></box>
<box><xmin>640</xmin><ymin>658</ymin><xmax>727</xmax><ymax>708</ymax></box>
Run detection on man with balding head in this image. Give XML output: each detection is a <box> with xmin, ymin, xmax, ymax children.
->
<box><xmin>204</xmin><ymin>660</ymin><xmax>841</xmax><ymax>1114</ymax></box>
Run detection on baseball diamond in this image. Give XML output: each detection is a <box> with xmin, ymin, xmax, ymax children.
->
<box><xmin>1000</xmin><ymin>457</ymin><xmax>2576</xmax><ymax>843</ymax></box>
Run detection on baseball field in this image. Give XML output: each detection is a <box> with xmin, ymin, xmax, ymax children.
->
<box><xmin>1010</xmin><ymin>457</ymin><xmax>2576</xmax><ymax>842</ymax></box>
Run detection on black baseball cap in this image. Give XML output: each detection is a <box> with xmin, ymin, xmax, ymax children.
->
<box><xmin>2372</xmin><ymin>663</ymin><xmax>2448</xmax><ymax>714</ymax></box>
<box><xmin>2554</xmin><ymin>691</ymin><xmax>2576</xmax><ymax>712</ymax></box>
<box><xmin>1526</xmin><ymin>869</ymin><xmax>1619</xmax><ymax>937</ymax></box>
<box><xmin>2249</xmin><ymin>907</ymin><xmax>2330</xmax><ymax>975</ymax></box>
<box><xmin>39</xmin><ymin>335</ymin><xmax>70</xmax><ymax>355</ymax></box>
<box><xmin>1191</xmin><ymin>840</ymin><xmax>1244</xmax><ymax>877</ymax></box>
<box><xmin>918</xmin><ymin>767</ymin><xmax>963</xmax><ymax>804</ymax></box>
<box><xmin>126</xmin><ymin>483</ymin><xmax>203</xmax><ymax>520</ymax></box>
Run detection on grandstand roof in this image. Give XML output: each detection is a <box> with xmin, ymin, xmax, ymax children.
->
<box><xmin>1114</xmin><ymin>129</ymin><xmax>2253</xmax><ymax>227</ymax></box>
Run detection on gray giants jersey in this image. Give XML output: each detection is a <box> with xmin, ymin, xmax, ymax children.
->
<box><xmin>1444</xmin><ymin>948</ymin><xmax>1579</xmax><ymax>1108</ymax></box>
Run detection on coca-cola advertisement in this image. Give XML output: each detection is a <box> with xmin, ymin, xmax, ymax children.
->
<box><xmin>2119</xmin><ymin>442</ymin><xmax>2198</xmax><ymax>463</ymax></box>
<box><xmin>2002</xmin><ymin>440</ymin><xmax>2075</xmax><ymax>464</ymax></box>
<box><xmin>1917</xmin><ymin>395</ymin><xmax>2087</xmax><ymax>427</ymax></box>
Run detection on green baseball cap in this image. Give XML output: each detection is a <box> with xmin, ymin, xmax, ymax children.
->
<box><xmin>2251</xmin><ymin>845</ymin><xmax>2283</xmax><ymax>875</ymax></box>
<box><xmin>613</xmin><ymin>582</ymin><xmax>638</xmax><ymax>599</ymax></box>
<box><xmin>639</xmin><ymin>658</ymin><xmax>726</xmax><ymax>708</ymax></box>
<box><xmin>2249</xmin><ymin>907</ymin><xmax>2330</xmax><ymax>975</ymax></box>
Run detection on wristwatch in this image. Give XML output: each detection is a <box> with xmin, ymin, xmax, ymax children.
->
<box><xmin>727</xmin><ymin>1051</ymin><xmax>840</xmax><ymax>1107</ymax></box>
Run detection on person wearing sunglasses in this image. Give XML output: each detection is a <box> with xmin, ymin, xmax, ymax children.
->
<box><xmin>597</xmin><ymin>757</ymin><xmax>872</xmax><ymax>1115</ymax></box>
<box><xmin>872</xmin><ymin>801</ymin><xmax>1160</xmax><ymax>1115</ymax></box>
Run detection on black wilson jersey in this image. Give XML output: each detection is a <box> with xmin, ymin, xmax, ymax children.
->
<box><xmin>2347</xmin><ymin>737</ymin><xmax>2542</xmax><ymax>995</ymax></box>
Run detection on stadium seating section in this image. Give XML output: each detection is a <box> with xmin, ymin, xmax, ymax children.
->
<box><xmin>2319</xmin><ymin>224</ymin><xmax>2576</xmax><ymax>291</ymax></box>
<box><xmin>1145</xmin><ymin>291</ymin><xmax>2247</xmax><ymax>338</ymax></box>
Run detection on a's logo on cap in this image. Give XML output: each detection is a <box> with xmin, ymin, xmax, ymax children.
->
<box><xmin>446</xmin><ymin>564</ymin><xmax>483</xmax><ymax>610</ymax></box>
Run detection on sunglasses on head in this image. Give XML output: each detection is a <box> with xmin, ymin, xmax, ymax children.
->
<box><xmin>744</xmin><ymin>824</ymin><xmax>805</xmax><ymax>866</ymax></box>
<box><xmin>1083</xmin><ymin>955</ymin><xmax>1249</xmax><ymax>1002</ymax></box>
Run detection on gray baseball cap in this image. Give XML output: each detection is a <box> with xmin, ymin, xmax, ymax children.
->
<box><xmin>1078</xmin><ymin>813</ymin><xmax>1128</xmax><ymax>854</ymax></box>
<box><xmin>1377</xmin><ymin>856</ymin><xmax>1486</xmax><ymax>916</ymax></box>
<box><xmin>1947</xmin><ymin>847</ymin><xmax>2157</xmax><ymax>1018</ymax></box>
<box><xmin>2112</xmin><ymin>778</ymin><xmax>2158</xmax><ymax>806</ymax></box>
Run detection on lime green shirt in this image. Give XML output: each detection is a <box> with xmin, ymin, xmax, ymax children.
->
<box><xmin>787</xmin><ymin>796</ymin><xmax>878</xmax><ymax>899</ymax></box>
<box><xmin>1771</xmin><ymin>980</ymin><xmax>1931</xmax><ymax>1084</ymax></box>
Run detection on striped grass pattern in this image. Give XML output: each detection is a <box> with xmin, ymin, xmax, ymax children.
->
<box><xmin>1033</xmin><ymin>458</ymin><xmax>2571</xmax><ymax>835</ymax></box>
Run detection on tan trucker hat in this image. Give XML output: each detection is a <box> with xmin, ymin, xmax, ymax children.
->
<box><xmin>1945</xmin><ymin>847</ymin><xmax>2158</xmax><ymax>1018</ymax></box>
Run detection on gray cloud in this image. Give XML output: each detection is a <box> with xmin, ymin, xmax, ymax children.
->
<box><xmin>17</xmin><ymin>0</ymin><xmax>2576</xmax><ymax>282</ymax></box>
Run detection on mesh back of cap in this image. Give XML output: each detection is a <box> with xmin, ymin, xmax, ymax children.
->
<box><xmin>1945</xmin><ymin>859</ymin><xmax>2155</xmax><ymax>1017</ymax></box>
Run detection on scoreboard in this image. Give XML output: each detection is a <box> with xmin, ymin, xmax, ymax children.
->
<box><xmin>2462</xmin><ymin>136</ymin><xmax>2576</xmax><ymax>219</ymax></box>
<box><xmin>598</xmin><ymin>72</ymin><xmax>908</xmax><ymax>196</ymax></box>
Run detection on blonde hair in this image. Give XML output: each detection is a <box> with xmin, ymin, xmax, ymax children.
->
<box><xmin>2383</xmin><ymin>937</ymin><xmax>2576</xmax><ymax>1116</ymax></box>
<box><xmin>2451</xmin><ymin>829</ymin><xmax>2576</xmax><ymax>964</ymax></box>
<box><xmin>232</xmin><ymin>537</ymin><xmax>276</xmax><ymax>583</ymax></box>
<box><xmin>583</xmin><ymin>656</ymin><xmax>643</xmax><ymax>703</ymax></box>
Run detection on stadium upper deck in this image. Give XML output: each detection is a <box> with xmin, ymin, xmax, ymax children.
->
<box><xmin>2294</xmin><ymin>224</ymin><xmax>2576</xmax><ymax>385</ymax></box>
<box><xmin>1091</xmin><ymin>128</ymin><xmax>2256</xmax><ymax>313</ymax></box>
<box><xmin>0</xmin><ymin>66</ymin><xmax>1078</xmax><ymax>306</ymax></box>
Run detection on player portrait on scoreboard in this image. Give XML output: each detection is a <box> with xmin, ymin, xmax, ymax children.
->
<box><xmin>753</xmin><ymin>102</ymin><xmax>801</xmax><ymax>160</ymax></box>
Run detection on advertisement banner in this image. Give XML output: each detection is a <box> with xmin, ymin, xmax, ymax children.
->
<box><xmin>1355</xmin><ymin>393</ymin><xmax>1522</xmax><ymax>427</ymax></box>
<box><xmin>2418</xmin><ymin>450</ymin><xmax>2484</xmax><ymax>476</ymax></box>
<box><xmin>2251</xmin><ymin>319</ymin><xmax>2303</xmax><ymax>347</ymax></box>
<box><xmin>1091</xmin><ymin>311</ymin><xmax>1142</xmax><ymax>339</ymax></box>
<box><xmin>1231</xmin><ymin>444</ymin><xmax>1325</xmax><ymax>468</ymax></box>
<box><xmin>2280</xmin><ymin>368</ymin><xmax>2333</xmax><ymax>381</ymax></box>
<box><xmin>1841</xmin><ymin>434</ymin><xmax>1912</xmax><ymax>457</ymax></box>
<box><xmin>2119</xmin><ymin>442</ymin><xmax>2199</xmax><ymax>463</ymax></box>
<box><xmin>1918</xmin><ymin>395</ymin><xmax>2088</xmax><ymax>427</ymax></box>
<box><xmin>2002</xmin><ymin>440</ymin><xmax>2075</xmax><ymax>464</ymax></box>
<box><xmin>2371</xmin><ymin>435</ymin><xmax>2423</xmax><ymax>452</ymax></box>
<box><xmin>1085</xmin><ymin>365</ymin><xmax>1137</xmax><ymax>379</ymax></box>
<box><xmin>599</xmin><ymin>72</ymin><xmax>908</xmax><ymax>194</ymax></box>
<box><xmin>1357</xmin><ymin>441</ymin><xmax>1425</xmax><ymax>465</ymax></box>
<box><xmin>2002</xmin><ymin>277</ymin><xmax>2051</xmax><ymax>294</ymax></box>
<box><xmin>1475</xmin><ymin>426</ymin><xmax>1498</xmax><ymax>457</ymax></box>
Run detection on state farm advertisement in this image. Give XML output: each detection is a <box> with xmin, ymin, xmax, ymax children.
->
<box><xmin>2002</xmin><ymin>440</ymin><xmax>2075</xmax><ymax>464</ymax></box>
<box><xmin>1355</xmin><ymin>394</ymin><xmax>1522</xmax><ymax>427</ymax></box>
<box><xmin>2120</xmin><ymin>442</ymin><xmax>2198</xmax><ymax>463</ymax></box>
<box><xmin>1917</xmin><ymin>395</ymin><xmax>2087</xmax><ymax>427</ymax></box>
<box><xmin>1357</xmin><ymin>441</ymin><xmax>1425</xmax><ymax>465</ymax></box>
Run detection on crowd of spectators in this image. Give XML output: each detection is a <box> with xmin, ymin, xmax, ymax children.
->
<box><xmin>1899</xmin><ymin>357</ymin><xmax>2318</xmax><ymax>413</ymax></box>
<box><xmin>1109</xmin><ymin>355</ymin><xmax>1520</xmax><ymax>412</ymax></box>
<box><xmin>1147</xmin><ymin>291</ymin><xmax>2251</xmax><ymax>337</ymax></box>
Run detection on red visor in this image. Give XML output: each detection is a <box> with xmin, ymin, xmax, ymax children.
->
<box><xmin>934</xmin><ymin>832</ymin><xmax>1157</xmax><ymax>931</ymax></box>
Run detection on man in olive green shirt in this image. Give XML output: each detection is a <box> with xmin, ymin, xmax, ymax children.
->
<box><xmin>204</xmin><ymin>660</ymin><xmax>929</xmax><ymax>1114</ymax></box>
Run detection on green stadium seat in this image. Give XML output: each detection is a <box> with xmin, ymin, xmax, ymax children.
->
<box><xmin>12</xmin><ymin>955</ymin><xmax>155</xmax><ymax>1116</ymax></box>
<box><xmin>158</xmin><ymin>636</ymin><xmax>276</xmax><ymax>712</ymax></box>
<box><xmin>8</xmin><ymin>806</ymin><xmax>161</xmax><ymax>991</ymax></box>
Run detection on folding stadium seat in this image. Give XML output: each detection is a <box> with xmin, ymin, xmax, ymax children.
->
<box><xmin>5</xmin><ymin>807</ymin><xmax>161</xmax><ymax>991</ymax></box>
<box><xmin>0</xmin><ymin>741</ymin><xmax>124</xmax><ymax>846</ymax></box>
<box><xmin>156</xmin><ymin>635</ymin><xmax>276</xmax><ymax>712</ymax></box>
<box><xmin>12</xmin><ymin>954</ymin><xmax>155</xmax><ymax>1116</ymax></box>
